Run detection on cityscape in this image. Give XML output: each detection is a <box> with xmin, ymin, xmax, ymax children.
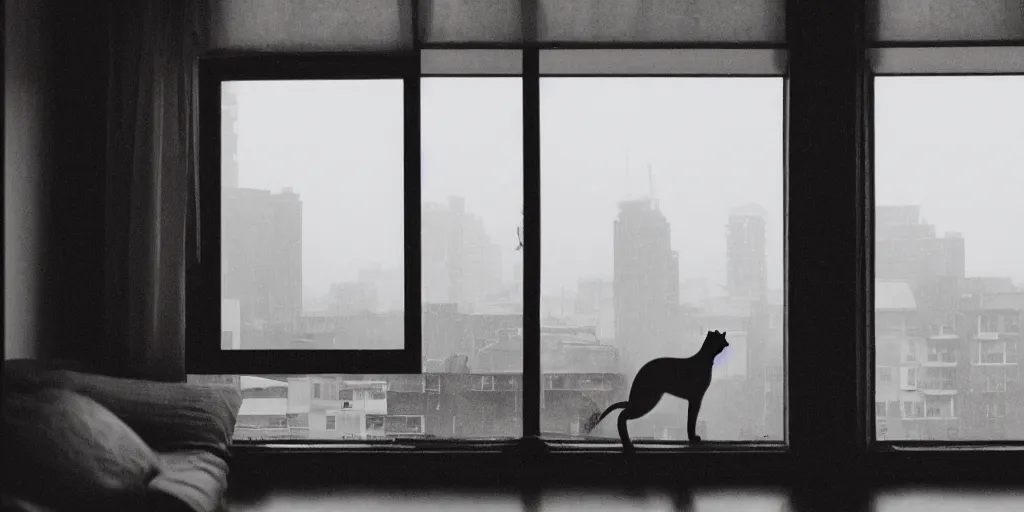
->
<box><xmin>195</xmin><ymin>80</ymin><xmax>1022</xmax><ymax>443</ymax></box>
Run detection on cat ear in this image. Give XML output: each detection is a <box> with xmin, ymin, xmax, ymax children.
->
<box><xmin>722</xmin><ymin>331</ymin><xmax>727</xmax><ymax>336</ymax></box>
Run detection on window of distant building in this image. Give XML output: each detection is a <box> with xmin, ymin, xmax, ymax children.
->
<box><xmin>1004</xmin><ymin>314</ymin><xmax>1020</xmax><ymax>334</ymax></box>
<box><xmin>979</xmin><ymin>341</ymin><xmax>1008</xmax><ymax>365</ymax></box>
<box><xmin>879</xmin><ymin>367</ymin><xmax>893</xmax><ymax>382</ymax></box>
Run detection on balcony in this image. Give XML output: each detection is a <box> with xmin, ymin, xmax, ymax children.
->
<box><xmin>233</xmin><ymin>426</ymin><xmax>307</xmax><ymax>440</ymax></box>
<box><xmin>918</xmin><ymin>379</ymin><xmax>958</xmax><ymax>395</ymax></box>
<box><xmin>922</xmin><ymin>353</ymin><xmax>957</xmax><ymax>367</ymax></box>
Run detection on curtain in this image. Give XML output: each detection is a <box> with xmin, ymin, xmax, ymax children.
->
<box><xmin>104</xmin><ymin>0</ymin><xmax>206</xmax><ymax>382</ymax></box>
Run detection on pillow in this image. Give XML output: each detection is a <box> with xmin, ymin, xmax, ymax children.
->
<box><xmin>39</xmin><ymin>370</ymin><xmax>243</xmax><ymax>459</ymax></box>
<box><xmin>2</xmin><ymin>389</ymin><xmax>160</xmax><ymax>510</ymax></box>
<box><xmin>2</xmin><ymin>358</ymin><xmax>99</xmax><ymax>393</ymax></box>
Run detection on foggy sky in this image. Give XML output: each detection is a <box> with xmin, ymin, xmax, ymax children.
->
<box><xmin>229</xmin><ymin>75</ymin><xmax>1024</xmax><ymax>305</ymax></box>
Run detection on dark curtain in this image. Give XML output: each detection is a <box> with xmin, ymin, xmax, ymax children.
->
<box><xmin>104</xmin><ymin>0</ymin><xmax>206</xmax><ymax>382</ymax></box>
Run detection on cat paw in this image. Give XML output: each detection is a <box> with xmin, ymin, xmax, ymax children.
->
<box><xmin>689</xmin><ymin>436</ymin><xmax>702</xmax><ymax>443</ymax></box>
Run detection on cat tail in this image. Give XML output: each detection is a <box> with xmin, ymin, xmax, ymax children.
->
<box><xmin>583</xmin><ymin>401</ymin><xmax>629</xmax><ymax>433</ymax></box>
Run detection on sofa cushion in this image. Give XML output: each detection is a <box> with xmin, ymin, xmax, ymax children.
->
<box><xmin>148</xmin><ymin>451</ymin><xmax>231</xmax><ymax>512</ymax></box>
<box><xmin>39</xmin><ymin>370</ymin><xmax>242</xmax><ymax>460</ymax></box>
<box><xmin>2</xmin><ymin>389</ymin><xmax>160</xmax><ymax>510</ymax></box>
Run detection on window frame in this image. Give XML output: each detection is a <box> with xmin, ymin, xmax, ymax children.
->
<box><xmin>188</xmin><ymin>53</ymin><xmax>423</xmax><ymax>375</ymax></box>
<box><xmin>192</xmin><ymin>0</ymin><xmax>1024</xmax><ymax>490</ymax></box>
<box><xmin>865</xmin><ymin>32</ymin><xmax>1024</xmax><ymax>480</ymax></box>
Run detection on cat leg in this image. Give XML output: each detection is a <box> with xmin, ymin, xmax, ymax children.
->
<box><xmin>617</xmin><ymin>408</ymin><xmax>635</xmax><ymax>452</ymax></box>
<box><xmin>687</xmin><ymin>397</ymin><xmax>703</xmax><ymax>442</ymax></box>
<box><xmin>618</xmin><ymin>392</ymin><xmax>663</xmax><ymax>452</ymax></box>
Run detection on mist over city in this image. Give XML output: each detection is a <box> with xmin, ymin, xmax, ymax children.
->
<box><xmin>213</xmin><ymin>76</ymin><xmax>1023</xmax><ymax>442</ymax></box>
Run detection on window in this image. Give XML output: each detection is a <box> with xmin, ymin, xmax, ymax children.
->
<box><xmin>1006</xmin><ymin>314</ymin><xmax>1021</xmax><ymax>334</ymax></box>
<box><xmin>540</xmin><ymin>76</ymin><xmax>784</xmax><ymax>441</ymax></box>
<box><xmin>874</xmin><ymin>76</ymin><xmax>1024</xmax><ymax>441</ymax></box>
<box><xmin>384</xmin><ymin>415</ymin><xmax>425</xmax><ymax>435</ymax></box>
<box><xmin>902</xmin><ymin>401</ymin><xmax>924</xmax><ymax>419</ymax></box>
<box><xmin>899</xmin><ymin>367</ymin><xmax>917</xmax><ymax>390</ymax></box>
<box><xmin>986</xmin><ymin>403</ymin><xmax>1008</xmax><ymax>419</ymax></box>
<box><xmin>326</xmin><ymin>415</ymin><xmax>337</xmax><ymax>430</ymax></box>
<box><xmin>981</xmin><ymin>314</ymin><xmax>1000</xmax><ymax>335</ymax></box>
<box><xmin>879</xmin><ymin>367</ymin><xmax>893</xmax><ymax>382</ymax></box>
<box><xmin>980</xmin><ymin>341</ymin><xmax>1008</xmax><ymax>365</ymax></box>
<box><xmin>221</xmin><ymin>80</ymin><xmax>404</xmax><ymax>350</ymax></box>
<box><xmin>876</xmin><ymin>402</ymin><xmax>886</xmax><ymax>418</ymax></box>
<box><xmin>190</xmin><ymin>56</ymin><xmax>421</xmax><ymax>375</ymax></box>
<box><xmin>190</xmin><ymin>0</ymin><xmax>1024</xmax><ymax>485</ymax></box>
<box><xmin>425</xmin><ymin>374</ymin><xmax>441</xmax><ymax>394</ymax></box>
<box><xmin>986</xmin><ymin>374</ymin><xmax>1007</xmax><ymax>393</ymax></box>
<box><xmin>313</xmin><ymin>382</ymin><xmax>322</xmax><ymax>399</ymax></box>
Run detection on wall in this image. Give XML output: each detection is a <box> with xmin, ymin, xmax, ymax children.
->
<box><xmin>4</xmin><ymin>0</ymin><xmax>54</xmax><ymax>359</ymax></box>
<box><xmin>4</xmin><ymin>1</ymin><xmax>109</xmax><ymax>361</ymax></box>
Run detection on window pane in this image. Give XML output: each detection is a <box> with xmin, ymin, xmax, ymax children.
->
<box><xmin>221</xmin><ymin>80</ymin><xmax>404</xmax><ymax>351</ymax></box>
<box><xmin>200</xmin><ymin>77</ymin><xmax>523</xmax><ymax>440</ymax></box>
<box><xmin>874</xmin><ymin>77</ymin><xmax>1024</xmax><ymax>441</ymax></box>
<box><xmin>540</xmin><ymin>78</ymin><xmax>785</xmax><ymax>442</ymax></box>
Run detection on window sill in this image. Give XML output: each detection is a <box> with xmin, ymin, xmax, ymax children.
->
<box><xmin>231</xmin><ymin>438</ymin><xmax>787</xmax><ymax>455</ymax></box>
<box><xmin>878</xmin><ymin>442</ymin><xmax>1024</xmax><ymax>452</ymax></box>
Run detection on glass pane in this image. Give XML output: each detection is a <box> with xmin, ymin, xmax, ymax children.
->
<box><xmin>874</xmin><ymin>77</ymin><xmax>1024</xmax><ymax>441</ymax></box>
<box><xmin>221</xmin><ymin>80</ymin><xmax>404</xmax><ymax>351</ymax></box>
<box><xmin>540</xmin><ymin>78</ymin><xmax>785</xmax><ymax>442</ymax></box>
<box><xmin>537</xmin><ymin>0</ymin><xmax>785</xmax><ymax>44</ymax></box>
<box><xmin>200</xmin><ymin>78</ymin><xmax>523</xmax><ymax>440</ymax></box>
<box><xmin>209</xmin><ymin>0</ymin><xmax>411</xmax><ymax>52</ymax></box>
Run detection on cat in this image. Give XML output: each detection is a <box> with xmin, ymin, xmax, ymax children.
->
<box><xmin>583</xmin><ymin>330</ymin><xmax>729</xmax><ymax>451</ymax></box>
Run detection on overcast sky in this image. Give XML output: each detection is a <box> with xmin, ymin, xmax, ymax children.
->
<box><xmin>228</xmin><ymin>75</ymin><xmax>1024</xmax><ymax>303</ymax></box>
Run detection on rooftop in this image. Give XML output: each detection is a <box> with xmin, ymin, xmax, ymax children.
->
<box><xmin>978</xmin><ymin>293</ymin><xmax>1024</xmax><ymax>311</ymax></box>
<box><xmin>876</xmin><ymin>280</ymin><xmax>916</xmax><ymax>310</ymax></box>
<box><xmin>241</xmin><ymin>376</ymin><xmax>287</xmax><ymax>390</ymax></box>
<box><xmin>238</xmin><ymin>398</ymin><xmax>288</xmax><ymax>417</ymax></box>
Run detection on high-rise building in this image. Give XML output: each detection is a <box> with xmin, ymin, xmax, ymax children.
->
<box><xmin>221</xmin><ymin>87</ymin><xmax>240</xmax><ymax>189</ymax></box>
<box><xmin>222</xmin><ymin>187</ymin><xmax>302</xmax><ymax>348</ymax></box>
<box><xmin>726</xmin><ymin>203</ymin><xmax>768</xmax><ymax>300</ymax></box>
<box><xmin>422</xmin><ymin>196</ymin><xmax>503</xmax><ymax>312</ymax></box>
<box><xmin>613</xmin><ymin>198</ymin><xmax>680</xmax><ymax>370</ymax></box>
<box><xmin>876</xmin><ymin>205</ymin><xmax>965</xmax><ymax>284</ymax></box>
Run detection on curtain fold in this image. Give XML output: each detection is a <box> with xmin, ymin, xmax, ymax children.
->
<box><xmin>104</xmin><ymin>0</ymin><xmax>206</xmax><ymax>382</ymax></box>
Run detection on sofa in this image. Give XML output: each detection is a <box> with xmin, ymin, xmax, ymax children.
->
<box><xmin>2</xmin><ymin>359</ymin><xmax>242</xmax><ymax>512</ymax></box>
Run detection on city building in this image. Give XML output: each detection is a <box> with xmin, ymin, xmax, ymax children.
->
<box><xmin>874</xmin><ymin>279</ymin><xmax>932</xmax><ymax>440</ymax></box>
<box><xmin>422</xmin><ymin>196</ymin><xmax>503</xmax><ymax>312</ymax></box>
<box><xmin>221</xmin><ymin>186</ymin><xmax>302</xmax><ymax>349</ymax></box>
<box><xmin>726</xmin><ymin>203</ymin><xmax>769</xmax><ymax>300</ymax></box>
<box><xmin>613</xmin><ymin>197</ymin><xmax>680</xmax><ymax>372</ymax></box>
<box><xmin>958</xmin><ymin>292</ymin><xmax>1022</xmax><ymax>439</ymax></box>
<box><xmin>876</xmin><ymin>205</ymin><xmax>965</xmax><ymax>285</ymax></box>
<box><xmin>221</xmin><ymin>85</ymin><xmax>239</xmax><ymax>189</ymax></box>
<box><xmin>234</xmin><ymin>376</ymin><xmax>290</xmax><ymax>440</ymax></box>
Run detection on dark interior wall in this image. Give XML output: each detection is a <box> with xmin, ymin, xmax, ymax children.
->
<box><xmin>4</xmin><ymin>0</ymin><xmax>55</xmax><ymax>359</ymax></box>
<box><xmin>4</xmin><ymin>0</ymin><xmax>109</xmax><ymax>361</ymax></box>
<box><xmin>43</xmin><ymin>1</ymin><xmax>110</xmax><ymax>363</ymax></box>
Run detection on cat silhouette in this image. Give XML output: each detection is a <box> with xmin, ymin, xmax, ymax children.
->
<box><xmin>583</xmin><ymin>330</ymin><xmax>729</xmax><ymax>451</ymax></box>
